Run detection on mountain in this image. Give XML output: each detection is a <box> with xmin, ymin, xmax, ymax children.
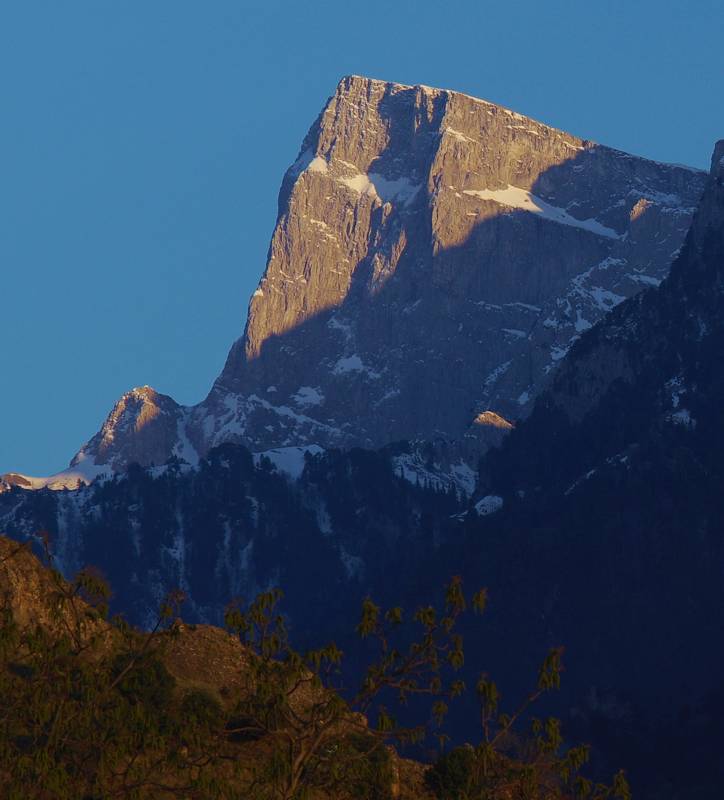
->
<box><xmin>443</xmin><ymin>139</ymin><xmax>724</xmax><ymax>798</ymax></box>
<box><xmin>24</xmin><ymin>75</ymin><xmax>704</xmax><ymax>484</ymax></box>
<box><xmin>481</xmin><ymin>139</ymin><xmax>724</xmax><ymax>502</ymax></box>
<box><xmin>1</xmin><ymin>141</ymin><xmax>722</xmax><ymax>794</ymax></box>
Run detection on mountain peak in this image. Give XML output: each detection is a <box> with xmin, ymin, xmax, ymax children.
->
<box><xmin>332</xmin><ymin>74</ymin><xmax>576</xmax><ymax>141</ymax></box>
<box><xmin>42</xmin><ymin>80</ymin><xmax>709</xmax><ymax>481</ymax></box>
<box><xmin>70</xmin><ymin>385</ymin><xmax>185</xmax><ymax>474</ymax></box>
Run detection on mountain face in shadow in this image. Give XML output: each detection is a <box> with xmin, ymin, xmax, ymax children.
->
<box><xmin>53</xmin><ymin>76</ymin><xmax>703</xmax><ymax>479</ymax></box>
<box><xmin>439</xmin><ymin>140</ymin><xmax>724</xmax><ymax>798</ymax></box>
<box><xmin>481</xmin><ymin>139</ymin><xmax>724</xmax><ymax>498</ymax></box>
<box><xmin>0</xmin><ymin>443</ymin><xmax>462</xmax><ymax>637</ymax></box>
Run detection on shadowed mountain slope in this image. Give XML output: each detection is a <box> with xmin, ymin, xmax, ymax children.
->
<box><xmin>442</xmin><ymin>140</ymin><xmax>724</xmax><ymax>799</ymax></box>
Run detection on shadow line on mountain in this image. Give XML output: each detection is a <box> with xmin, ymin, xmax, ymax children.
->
<box><xmin>210</xmin><ymin>132</ymin><xmax>667</xmax><ymax>452</ymax></box>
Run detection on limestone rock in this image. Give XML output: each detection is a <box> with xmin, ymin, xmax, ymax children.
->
<box><xmin>53</xmin><ymin>77</ymin><xmax>709</xmax><ymax>476</ymax></box>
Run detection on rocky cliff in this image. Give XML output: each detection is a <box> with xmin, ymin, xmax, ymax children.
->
<box><xmin>27</xmin><ymin>76</ymin><xmax>709</xmax><ymax>480</ymax></box>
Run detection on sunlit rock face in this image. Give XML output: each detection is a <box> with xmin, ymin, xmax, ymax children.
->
<box><xmin>67</xmin><ymin>76</ymin><xmax>706</xmax><ymax>474</ymax></box>
<box><xmin>72</xmin><ymin>387</ymin><xmax>186</xmax><ymax>474</ymax></box>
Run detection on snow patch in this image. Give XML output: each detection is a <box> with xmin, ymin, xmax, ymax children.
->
<box><xmin>332</xmin><ymin>355</ymin><xmax>380</xmax><ymax>379</ymax></box>
<box><xmin>574</xmin><ymin>312</ymin><xmax>593</xmax><ymax>333</ymax></box>
<box><xmin>444</xmin><ymin>127</ymin><xmax>477</xmax><ymax>144</ymax></box>
<box><xmin>474</xmin><ymin>495</ymin><xmax>503</xmax><ymax>516</ymax></box>
<box><xmin>502</xmin><ymin>328</ymin><xmax>526</xmax><ymax>339</ymax></box>
<box><xmin>670</xmin><ymin>409</ymin><xmax>696</xmax><ymax>429</ymax></box>
<box><xmin>402</xmin><ymin>299</ymin><xmax>422</xmax><ymax>315</ymax></box>
<box><xmin>172</xmin><ymin>418</ymin><xmax>200</xmax><ymax>466</ymax></box>
<box><xmin>392</xmin><ymin>454</ymin><xmax>475</xmax><ymax>496</ymax></box>
<box><xmin>6</xmin><ymin>451</ymin><xmax>110</xmax><ymax>492</ymax></box>
<box><xmin>254</xmin><ymin>445</ymin><xmax>324</xmax><ymax>480</ymax></box>
<box><xmin>463</xmin><ymin>185</ymin><xmax>622</xmax><ymax>239</ymax></box>
<box><xmin>450</xmin><ymin>463</ymin><xmax>477</xmax><ymax>496</ymax></box>
<box><xmin>375</xmin><ymin>388</ymin><xmax>401</xmax><ymax>406</ymax></box>
<box><xmin>564</xmin><ymin>468</ymin><xmax>597</xmax><ymax>496</ymax></box>
<box><xmin>327</xmin><ymin>315</ymin><xmax>353</xmax><ymax>340</ymax></box>
<box><xmin>291</xmin><ymin>150</ymin><xmax>328</xmax><ymax>176</ymax></box>
<box><xmin>550</xmin><ymin>344</ymin><xmax>572</xmax><ymax>362</ymax></box>
<box><xmin>627</xmin><ymin>273</ymin><xmax>661</xmax><ymax>287</ymax></box>
<box><xmin>484</xmin><ymin>360</ymin><xmax>512</xmax><ymax>388</ymax></box>
<box><xmin>588</xmin><ymin>286</ymin><xmax>626</xmax><ymax>311</ymax></box>
<box><xmin>339</xmin><ymin>546</ymin><xmax>364</xmax><ymax>579</ymax></box>
<box><xmin>292</xmin><ymin>386</ymin><xmax>324</xmax><ymax>408</ymax></box>
<box><xmin>666</xmin><ymin>376</ymin><xmax>684</xmax><ymax>409</ymax></box>
<box><xmin>338</xmin><ymin>172</ymin><xmax>421</xmax><ymax>206</ymax></box>
<box><xmin>306</xmin><ymin>156</ymin><xmax>329</xmax><ymax>174</ymax></box>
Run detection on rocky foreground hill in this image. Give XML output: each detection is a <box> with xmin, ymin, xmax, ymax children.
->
<box><xmin>2</xmin><ymin>535</ymin><xmax>625</xmax><ymax>799</ymax></box>
<box><xmin>0</xmin><ymin>534</ymin><xmax>437</xmax><ymax>799</ymax></box>
<box><xmin>7</xmin><ymin>75</ymin><xmax>704</xmax><ymax>487</ymax></box>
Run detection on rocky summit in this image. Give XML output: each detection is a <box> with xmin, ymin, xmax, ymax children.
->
<box><xmin>54</xmin><ymin>76</ymin><xmax>707</xmax><ymax>479</ymax></box>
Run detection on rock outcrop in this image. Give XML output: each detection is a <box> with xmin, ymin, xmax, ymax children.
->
<box><xmin>43</xmin><ymin>77</ymin><xmax>711</xmax><ymax>476</ymax></box>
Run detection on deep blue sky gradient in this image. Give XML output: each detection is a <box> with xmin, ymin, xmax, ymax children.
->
<box><xmin>2</xmin><ymin>0</ymin><xmax>723</xmax><ymax>474</ymax></box>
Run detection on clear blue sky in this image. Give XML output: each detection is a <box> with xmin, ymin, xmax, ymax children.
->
<box><xmin>2</xmin><ymin>0</ymin><xmax>723</xmax><ymax>475</ymax></box>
